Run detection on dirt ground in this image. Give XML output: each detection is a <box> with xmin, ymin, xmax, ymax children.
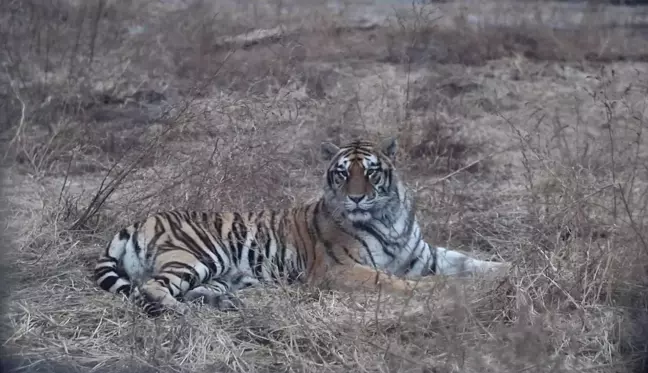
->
<box><xmin>2</xmin><ymin>0</ymin><xmax>648</xmax><ymax>372</ymax></box>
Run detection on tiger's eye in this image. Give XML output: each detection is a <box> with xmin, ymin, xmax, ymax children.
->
<box><xmin>336</xmin><ymin>170</ymin><xmax>348</xmax><ymax>179</ymax></box>
<box><xmin>368</xmin><ymin>169</ymin><xmax>382</xmax><ymax>183</ymax></box>
<box><xmin>367</xmin><ymin>169</ymin><xmax>380</xmax><ymax>178</ymax></box>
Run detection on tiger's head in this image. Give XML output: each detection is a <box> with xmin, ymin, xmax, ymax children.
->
<box><xmin>320</xmin><ymin>137</ymin><xmax>405</xmax><ymax>223</ymax></box>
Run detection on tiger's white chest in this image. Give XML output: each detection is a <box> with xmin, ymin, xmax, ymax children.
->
<box><xmin>355</xmin><ymin>215</ymin><xmax>423</xmax><ymax>274</ymax></box>
<box><xmin>321</xmin><ymin>177</ymin><xmax>435</xmax><ymax>277</ymax></box>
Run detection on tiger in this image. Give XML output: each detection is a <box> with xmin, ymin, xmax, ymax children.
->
<box><xmin>93</xmin><ymin>137</ymin><xmax>511</xmax><ymax>316</ymax></box>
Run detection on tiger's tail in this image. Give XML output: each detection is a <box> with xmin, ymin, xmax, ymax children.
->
<box><xmin>93</xmin><ymin>227</ymin><xmax>136</xmax><ymax>297</ymax></box>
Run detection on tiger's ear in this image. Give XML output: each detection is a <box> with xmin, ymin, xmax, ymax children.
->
<box><xmin>379</xmin><ymin>137</ymin><xmax>398</xmax><ymax>160</ymax></box>
<box><xmin>321</xmin><ymin>141</ymin><xmax>340</xmax><ymax>161</ymax></box>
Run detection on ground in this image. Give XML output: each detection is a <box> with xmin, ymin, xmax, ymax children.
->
<box><xmin>1</xmin><ymin>0</ymin><xmax>648</xmax><ymax>372</ymax></box>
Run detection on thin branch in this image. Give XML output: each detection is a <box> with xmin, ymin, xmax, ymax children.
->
<box><xmin>3</xmin><ymin>67</ymin><xmax>27</xmax><ymax>160</ymax></box>
<box><xmin>429</xmin><ymin>150</ymin><xmax>502</xmax><ymax>186</ymax></box>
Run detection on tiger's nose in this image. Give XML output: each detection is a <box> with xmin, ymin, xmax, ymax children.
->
<box><xmin>349</xmin><ymin>195</ymin><xmax>365</xmax><ymax>203</ymax></box>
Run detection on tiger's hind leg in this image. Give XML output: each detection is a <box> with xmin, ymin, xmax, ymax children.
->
<box><xmin>183</xmin><ymin>273</ymin><xmax>259</xmax><ymax>312</ymax></box>
<box><xmin>134</xmin><ymin>278</ymin><xmax>190</xmax><ymax>317</ymax></box>
<box><xmin>134</xmin><ymin>250</ymin><xmax>217</xmax><ymax>316</ymax></box>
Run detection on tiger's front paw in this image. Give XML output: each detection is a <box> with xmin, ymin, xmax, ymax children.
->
<box><xmin>478</xmin><ymin>261</ymin><xmax>512</xmax><ymax>280</ymax></box>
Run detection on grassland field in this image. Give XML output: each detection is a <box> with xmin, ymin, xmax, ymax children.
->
<box><xmin>2</xmin><ymin>0</ymin><xmax>648</xmax><ymax>372</ymax></box>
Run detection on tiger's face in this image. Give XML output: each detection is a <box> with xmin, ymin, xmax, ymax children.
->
<box><xmin>321</xmin><ymin>138</ymin><xmax>400</xmax><ymax>222</ymax></box>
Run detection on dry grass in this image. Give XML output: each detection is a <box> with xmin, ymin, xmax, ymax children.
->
<box><xmin>2</xmin><ymin>0</ymin><xmax>648</xmax><ymax>372</ymax></box>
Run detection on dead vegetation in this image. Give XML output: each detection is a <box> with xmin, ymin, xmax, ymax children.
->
<box><xmin>1</xmin><ymin>0</ymin><xmax>648</xmax><ymax>372</ymax></box>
